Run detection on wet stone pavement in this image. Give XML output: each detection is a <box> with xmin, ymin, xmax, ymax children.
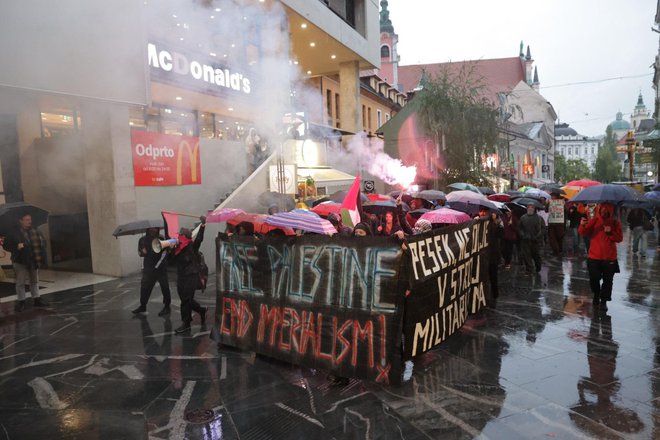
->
<box><xmin>0</xmin><ymin>231</ymin><xmax>659</xmax><ymax>439</ymax></box>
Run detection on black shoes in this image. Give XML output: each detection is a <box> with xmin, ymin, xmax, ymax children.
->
<box><xmin>175</xmin><ymin>323</ymin><xmax>191</xmax><ymax>334</ymax></box>
<box><xmin>34</xmin><ymin>298</ymin><xmax>49</xmax><ymax>307</ymax></box>
<box><xmin>14</xmin><ymin>300</ymin><xmax>25</xmax><ymax>312</ymax></box>
<box><xmin>158</xmin><ymin>306</ymin><xmax>171</xmax><ymax>317</ymax></box>
<box><xmin>131</xmin><ymin>305</ymin><xmax>147</xmax><ymax>314</ymax></box>
<box><xmin>199</xmin><ymin>307</ymin><xmax>208</xmax><ymax>325</ymax></box>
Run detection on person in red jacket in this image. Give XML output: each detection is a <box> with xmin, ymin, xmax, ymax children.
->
<box><xmin>578</xmin><ymin>203</ymin><xmax>622</xmax><ymax>311</ymax></box>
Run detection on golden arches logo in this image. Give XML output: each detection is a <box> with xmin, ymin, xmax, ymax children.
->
<box><xmin>176</xmin><ymin>140</ymin><xmax>200</xmax><ymax>184</ymax></box>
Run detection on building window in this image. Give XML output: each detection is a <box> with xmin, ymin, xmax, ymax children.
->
<box><xmin>199</xmin><ymin>112</ymin><xmax>215</xmax><ymax>138</ymax></box>
<box><xmin>367</xmin><ymin>107</ymin><xmax>372</xmax><ymax>131</ymax></box>
<box><xmin>128</xmin><ymin>106</ymin><xmax>147</xmax><ymax>131</ymax></box>
<box><xmin>377</xmin><ymin>109</ymin><xmax>382</xmax><ymax>128</ymax></box>
<box><xmin>362</xmin><ymin>105</ymin><xmax>366</xmax><ymax>130</ymax></box>
<box><xmin>380</xmin><ymin>45</ymin><xmax>390</xmax><ymax>59</ymax></box>
<box><xmin>568</xmin><ymin>147</ymin><xmax>572</xmax><ymax>155</ymax></box>
<box><xmin>591</xmin><ymin>146</ymin><xmax>594</xmax><ymax>155</ymax></box>
<box><xmin>41</xmin><ymin>107</ymin><xmax>80</xmax><ymax>137</ymax></box>
<box><xmin>335</xmin><ymin>93</ymin><xmax>340</xmax><ymax>128</ymax></box>
<box><xmin>326</xmin><ymin>89</ymin><xmax>332</xmax><ymax>124</ymax></box>
<box><xmin>385</xmin><ymin>113</ymin><xmax>390</xmax><ymax>122</ymax></box>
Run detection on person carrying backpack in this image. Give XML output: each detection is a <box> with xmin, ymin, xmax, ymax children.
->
<box><xmin>171</xmin><ymin>216</ymin><xmax>207</xmax><ymax>334</ymax></box>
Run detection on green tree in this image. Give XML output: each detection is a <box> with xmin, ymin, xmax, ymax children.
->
<box><xmin>416</xmin><ymin>65</ymin><xmax>501</xmax><ymax>185</ymax></box>
<box><xmin>593</xmin><ymin>126</ymin><xmax>621</xmax><ymax>182</ymax></box>
<box><xmin>554</xmin><ymin>154</ymin><xmax>591</xmax><ymax>183</ymax></box>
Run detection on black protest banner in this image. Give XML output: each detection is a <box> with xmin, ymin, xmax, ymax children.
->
<box><xmin>215</xmin><ymin>234</ymin><xmax>405</xmax><ymax>384</ymax></box>
<box><xmin>403</xmin><ymin>219</ymin><xmax>490</xmax><ymax>359</ymax></box>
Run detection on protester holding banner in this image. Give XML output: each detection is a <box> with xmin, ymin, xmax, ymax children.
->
<box><xmin>547</xmin><ymin>194</ymin><xmax>566</xmax><ymax>257</ymax></box>
<box><xmin>171</xmin><ymin>217</ymin><xmax>207</xmax><ymax>334</ymax></box>
<box><xmin>517</xmin><ymin>204</ymin><xmax>544</xmax><ymax>273</ymax></box>
<box><xmin>579</xmin><ymin>204</ymin><xmax>622</xmax><ymax>311</ymax></box>
<box><xmin>482</xmin><ymin>209</ymin><xmax>503</xmax><ymax>308</ymax></box>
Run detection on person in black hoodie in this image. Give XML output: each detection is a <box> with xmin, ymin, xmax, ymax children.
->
<box><xmin>480</xmin><ymin>208</ymin><xmax>503</xmax><ymax>308</ymax></box>
<box><xmin>172</xmin><ymin>216</ymin><xmax>207</xmax><ymax>334</ymax></box>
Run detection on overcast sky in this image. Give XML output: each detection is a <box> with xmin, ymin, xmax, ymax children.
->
<box><xmin>386</xmin><ymin>0</ymin><xmax>657</xmax><ymax>137</ymax></box>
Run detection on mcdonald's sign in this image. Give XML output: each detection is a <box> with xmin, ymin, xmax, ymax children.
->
<box><xmin>131</xmin><ymin>131</ymin><xmax>202</xmax><ymax>186</ymax></box>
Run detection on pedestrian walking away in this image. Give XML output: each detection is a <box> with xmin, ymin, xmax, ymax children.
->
<box><xmin>132</xmin><ymin>227</ymin><xmax>171</xmax><ymax>316</ymax></box>
<box><xmin>171</xmin><ymin>216</ymin><xmax>208</xmax><ymax>334</ymax></box>
<box><xmin>579</xmin><ymin>203</ymin><xmax>622</xmax><ymax>311</ymax></box>
<box><xmin>517</xmin><ymin>203</ymin><xmax>544</xmax><ymax>273</ymax></box>
<box><xmin>627</xmin><ymin>207</ymin><xmax>650</xmax><ymax>257</ymax></box>
<box><xmin>3</xmin><ymin>213</ymin><xmax>49</xmax><ymax>312</ymax></box>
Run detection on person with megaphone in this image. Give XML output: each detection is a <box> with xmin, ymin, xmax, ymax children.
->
<box><xmin>168</xmin><ymin>216</ymin><xmax>207</xmax><ymax>334</ymax></box>
<box><xmin>131</xmin><ymin>227</ymin><xmax>171</xmax><ymax>316</ymax></box>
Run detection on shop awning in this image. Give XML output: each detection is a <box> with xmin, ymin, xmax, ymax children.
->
<box><xmin>298</xmin><ymin>167</ymin><xmax>356</xmax><ymax>185</ymax></box>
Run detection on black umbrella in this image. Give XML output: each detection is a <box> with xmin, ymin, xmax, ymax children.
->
<box><xmin>505</xmin><ymin>202</ymin><xmax>527</xmax><ymax>215</ymax></box>
<box><xmin>258</xmin><ymin>191</ymin><xmax>295</xmax><ymax>211</ymax></box>
<box><xmin>539</xmin><ymin>183</ymin><xmax>562</xmax><ymax>191</ymax></box>
<box><xmin>329</xmin><ymin>190</ymin><xmax>369</xmax><ymax>204</ymax></box>
<box><xmin>505</xmin><ymin>190</ymin><xmax>523</xmax><ymax>197</ymax></box>
<box><xmin>478</xmin><ymin>187</ymin><xmax>495</xmax><ymax>196</ymax></box>
<box><xmin>548</xmin><ymin>187</ymin><xmax>566</xmax><ymax>196</ymax></box>
<box><xmin>512</xmin><ymin>197</ymin><xmax>545</xmax><ymax>209</ymax></box>
<box><xmin>570</xmin><ymin>184</ymin><xmax>644</xmax><ymax>205</ymax></box>
<box><xmin>363</xmin><ymin>199</ymin><xmax>399</xmax><ymax>215</ymax></box>
<box><xmin>408</xmin><ymin>208</ymin><xmax>430</xmax><ymax>219</ymax></box>
<box><xmin>112</xmin><ymin>219</ymin><xmax>164</xmax><ymax>237</ymax></box>
<box><xmin>310</xmin><ymin>197</ymin><xmax>331</xmax><ymax>207</ymax></box>
<box><xmin>415</xmin><ymin>189</ymin><xmax>447</xmax><ymax>202</ymax></box>
<box><xmin>448</xmin><ymin>199</ymin><xmax>500</xmax><ymax>216</ymax></box>
<box><xmin>389</xmin><ymin>190</ymin><xmax>414</xmax><ymax>205</ymax></box>
<box><xmin>0</xmin><ymin>202</ymin><xmax>49</xmax><ymax>233</ymax></box>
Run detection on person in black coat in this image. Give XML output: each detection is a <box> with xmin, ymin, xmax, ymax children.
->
<box><xmin>131</xmin><ymin>227</ymin><xmax>171</xmax><ymax>316</ymax></box>
<box><xmin>171</xmin><ymin>216</ymin><xmax>207</xmax><ymax>334</ymax></box>
<box><xmin>480</xmin><ymin>208</ymin><xmax>503</xmax><ymax>308</ymax></box>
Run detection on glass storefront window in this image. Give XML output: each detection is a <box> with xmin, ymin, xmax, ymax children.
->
<box><xmin>199</xmin><ymin>112</ymin><xmax>215</xmax><ymax>138</ymax></box>
<box><xmin>128</xmin><ymin>106</ymin><xmax>147</xmax><ymax>130</ymax></box>
<box><xmin>214</xmin><ymin>115</ymin><xmax>249</xmax><ymax>141</ymax></box>
<box><xmin>41</xmin><ymin>107</ymin><xmax>79</xmax><ymax>137</ymax></box>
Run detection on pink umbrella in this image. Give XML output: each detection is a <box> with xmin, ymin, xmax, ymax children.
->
<box><xmin>265</xmin><ymin>212</ymin><xmax>336</xmax><ymax>235</ymax></box>
<box><xmin>420</xmin><ymin>208</ymin><xmax>471</xmax><ymax>224</ymax></box>
<box><xmin>206</xmin><ymin>207</ymin><xmax>245</xmax><ymax>223</ymax></box>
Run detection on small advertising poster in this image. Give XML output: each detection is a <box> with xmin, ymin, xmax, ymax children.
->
<box><xmin>131</xmin><ymin>131</ymin><xmax>201</xmax><ymax>186</ymax></box>
<box><xmin>548</xmin><ymin>199</ymin><xmax>565</xmax><ymax>224</ymax></box>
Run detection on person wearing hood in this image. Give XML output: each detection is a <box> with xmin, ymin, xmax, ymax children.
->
<box><xmin>517</xmin><ymin>204</ymin><xmax>545</xmax><ymax>273</ymax></box>
<box><xmin>579</xmin><ymin>203</ymin><xmax>622</xmax><ymax>311</ymax></box>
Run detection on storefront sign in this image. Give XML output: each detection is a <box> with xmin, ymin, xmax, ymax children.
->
<box><xmin>147</xmin><ymin>42</ymin><xmax>252</xmax><ymax>97</ymax></box>
<box><xmin>131</xmin><ymin>131</ymin><xmax>201</xmax><ymax>186</ymax></box>
<box><xmin>269</xmin><ymin>165</ymin><xmax>296</xmax><ymax>194</ymax></box>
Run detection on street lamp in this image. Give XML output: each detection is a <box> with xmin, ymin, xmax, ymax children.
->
<box><xmin>623</xmin><ymin>131</ymin><xmax>637</xmax><ymax>182</ymax></box>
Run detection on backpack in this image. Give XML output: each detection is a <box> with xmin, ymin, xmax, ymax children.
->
<box><xmin>196</xmin><ymin>251</ymin><xmax>209</xmax><ymax>292</ymax></box>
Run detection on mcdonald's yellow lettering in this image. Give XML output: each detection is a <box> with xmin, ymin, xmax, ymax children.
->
<box><xmin>176</xmin><ymin>140</ymin><xmax>199</xmax><ymax>184</ymax></box>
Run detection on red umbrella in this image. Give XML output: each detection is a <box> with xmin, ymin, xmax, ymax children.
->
<box><xmin>227</xmin><ymin>213</ymin><xmax>295</xmax><ymax>235</ymax></box>
<box><xmin>487</xmin><ymin>193</ymin><xmax>512</xmax><ymax>202</ymax></box>
<box><xmin>565</xmin><ymin>179</ymin><xmax>601</xmax><ymax>188</ymax></box>
<box><xmin>420</xmin><ymin>208</ymin><xmax>471</xmax><ymax>224</ymax></box>
<box><xmin>310</xmin><ymin>201</ymin><xmax>341</xmax><ymax>218</ymax></box>
<box><xmin>366</xmin><ymin>193</ymin><xmax>394</xmax><ymax>201</ymax></box>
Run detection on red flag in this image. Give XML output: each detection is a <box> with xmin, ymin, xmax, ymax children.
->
<box><xmin>340</xmin><ymin>175</ymin><xmax>361</xmax><ymax>227</ymax></box>
<box><xmin>161</xmin><ymin>211</ymin><xmax>180</xmax><ymax>240</ymax></box>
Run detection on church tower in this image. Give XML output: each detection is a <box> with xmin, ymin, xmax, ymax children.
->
<box><xmin>631</xmin><ymin>92</ymin><xmax>651</xmax><ymax>131</ymax></box>
<box><xmin>379</xmin><ymin>0</ymin><xmax>400</xmax><ymax>90</ymax></box>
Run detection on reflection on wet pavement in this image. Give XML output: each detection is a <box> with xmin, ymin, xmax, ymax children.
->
<box><xmin>0</xmin><ymin>232</ymin><xmax>658</xmax><ymax>438</ymax></box>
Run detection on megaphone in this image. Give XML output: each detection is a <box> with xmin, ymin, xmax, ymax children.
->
<box><xmin>152</xmin><ymin>238</ymin><xmax>178</xmax><ymax>253</ymax></box>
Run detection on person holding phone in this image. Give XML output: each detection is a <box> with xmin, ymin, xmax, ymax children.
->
<box><xmin>578</xmin><ymin>203</ymin><xmax>623</xmax><ymax>311</ymax></box>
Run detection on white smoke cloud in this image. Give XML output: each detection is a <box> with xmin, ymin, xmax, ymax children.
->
<box><xmin>343</xmin><ymin>132</ymin><xmax>417</xmax><ymax>188</ymax></box>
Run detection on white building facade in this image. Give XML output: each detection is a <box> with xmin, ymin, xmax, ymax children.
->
<box><xmin>555</xmin><ymin>123</ymin><xmax>601</xmax><ymax>172</ymax></box>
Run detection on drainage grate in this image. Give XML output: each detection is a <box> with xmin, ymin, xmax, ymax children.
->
<box><xmin>184</xmin><ymin>408</ymin><xmax>215</xmax><ymax>424</ymax></box>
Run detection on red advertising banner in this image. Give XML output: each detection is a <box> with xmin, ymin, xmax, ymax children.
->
<box><xmin>131</xmin><ymin>131</ymin><xmax>201</xmax><ymax>186</ymax></box>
